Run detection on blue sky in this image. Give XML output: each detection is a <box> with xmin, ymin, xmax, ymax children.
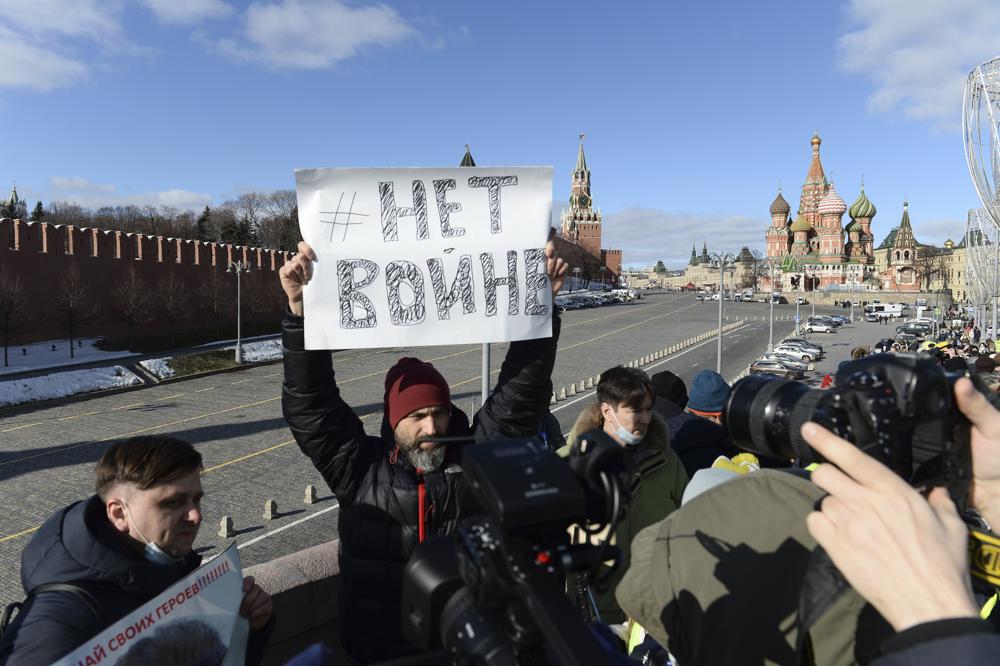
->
<box><xmin>2</xmin><ymin>0</ymin><xmax>999</xmax><ymax>268</ymax></box>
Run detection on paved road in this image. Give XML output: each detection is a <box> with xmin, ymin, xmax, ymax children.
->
<box><xmin>0</xmin><ymin>293</ymin><xmax>845</xmax><ymax>605</ymax></box>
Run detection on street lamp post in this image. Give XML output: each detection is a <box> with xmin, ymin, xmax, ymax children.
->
<box><xmin>711</xmin><ymin>253</ymin><xmax>735</xmax><ymax>373</ymax></box>
<box><xmin>573</xmin><ymin>267</ymin><xmax>581</xmax><ymax>291</ymax></box>
<box><xmin>795</xmin><ymin>271</ymin><xmax>802</xmax><ymax>335</ymax></box>
<box><xmin>767</xmin><ymin>259</ymin><xmax>778</xmax><ymax>351</ymax></box>
<box><xmin>227</xmin><ymin>260</ymin><xmax>252</xmax><ymax>363</ymax></box>
<box><xmin>810</xmin><ymin>268</ymin><xmax>816</xmax><ymax>317</ymax></box>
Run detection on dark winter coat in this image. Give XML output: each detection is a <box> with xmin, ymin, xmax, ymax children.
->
<box><xmin>558</xmin><ymin>405</ymin><xmax>688</xmax><ymax>624</ymax></box>
<box><xmin>666</xmin><ymin>410</ymin><xmax>737</xmax><ymax>478</ymax></box>
<box><xmin>281</xmin><ymin>311</ymin><xmax>560</xmax><ymax>663</ymax></box>
<box><xmin>0</xmin><ymin>495</ymin><xmax>270</xmax><ymax>665</ymax></box>
<box><xmin>872</xmin><ymin>618</ymin><xmax>1000</xmax><ymax>665</ymax></box>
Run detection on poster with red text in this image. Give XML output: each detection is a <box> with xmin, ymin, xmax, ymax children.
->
<box><xmin>53</xmin><ymin>542</ymin><xmax>247</xmax><ymax>666</ymax></box>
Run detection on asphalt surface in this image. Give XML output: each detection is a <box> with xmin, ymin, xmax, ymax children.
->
<box><xmin>0</xmin><ymin>293</ymin><xmax>847</xmax><ymax>606</ymax></box>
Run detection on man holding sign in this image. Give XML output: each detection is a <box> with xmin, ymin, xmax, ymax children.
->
<box><xmin>0</xmin><ymin>436</ymin><xmax>274</xmax><ymax>665</ymax></box>
<box><xmin>280</xmin><ymin>165</ymin><xmax>567</xmax><ymax>662</ymax></box>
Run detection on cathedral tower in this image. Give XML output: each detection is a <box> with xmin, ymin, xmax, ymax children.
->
<box><xmin>560</xmin><ymin>133</ymin><xmax>602</xmax><ymax>257</ymax></box>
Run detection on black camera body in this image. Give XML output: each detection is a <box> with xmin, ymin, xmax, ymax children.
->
<box><xmin>399</xmin><ymin>433</ymin><xmax>630</xmax><ymax>666</ymax></box>
<box><xmin>723</xmin><ymin>353</ymin><xmax>986</xmax><ymax>507</ymax></box>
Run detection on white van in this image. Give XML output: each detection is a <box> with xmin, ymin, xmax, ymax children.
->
<box><xmin>865</xmin><ymin>303</ymin><xmax>905</xmax><ymax>318</ymax></box>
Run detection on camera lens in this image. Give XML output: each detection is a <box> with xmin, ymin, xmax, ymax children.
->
<box><xmin>722</xmin><ymin>375</ymin><xmax>826</xmax><ymax>461</ymax></box>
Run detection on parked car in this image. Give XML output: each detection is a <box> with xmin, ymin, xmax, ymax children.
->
<box><xmin>773</xmin><ymin>344</ymin><xmax>815</xmax><ymax>362</ymax></box>
<box><xmin>750</xmin><ymin>359</ymin><xmax>802</xmax><ymax>380</ymax></box>
<box><xmin>811</xmin><ymin>316</ymin><xmax>842</xmax><ymax>327</ymax></box>
<box><xmin>896</xmin><ymin>323</ymin><xmax>932</xmax><ymax>337</ymax></box>
<box><xmin>829</xmin><ymin>315</ymin><xmax>850</xmax><ymax>325</ymax></box>
<box><xmin>802</xmin><ymin>321</ymin><xmax>834</xmax><ymax>334</ymax></box>
<box><xmin>759</xmin><ymin>352</ymin><xmax>811</xmax><ymax>373</ymax></box>
<box><xmin>783</xmin><ymin>337</ymin><xmax>823</xmax><ymax>354</ymax></box>
<box><xmin>796</xmin><ymin>297</ymin><xmax>809</xmax><ymax>305</ymax></box>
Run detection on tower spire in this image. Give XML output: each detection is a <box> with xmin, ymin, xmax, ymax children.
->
<box><xmin>575</xmin><ymin>132</ymin><xmax>587</xmax><ymax>173</ymax></box>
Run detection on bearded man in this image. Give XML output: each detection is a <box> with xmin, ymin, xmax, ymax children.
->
<box><xmin>279</xmin><ymin>237</ymin><xmax>566</xmax><ymax>663</ymax></box>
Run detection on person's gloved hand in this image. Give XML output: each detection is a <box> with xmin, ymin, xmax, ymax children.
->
<box><xmin>801</xmin><ymin>421</ymin><xmax>978</xmax><ymax>632</ymax></box>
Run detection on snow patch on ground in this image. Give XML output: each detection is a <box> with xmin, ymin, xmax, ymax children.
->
<box><xmin>0</xmin><ymin>366</ymin><xmax>143</xmax><ymax>407</ymax></box>
<box><xmin>0</xmin><ymin>338</ymin><xmax>134</xmax><ymax>375</ymax></box>
<box><xmin>239</xmin><ymin>340</ymin><xmax>283</xmax><ymax>363</ymax></box>
<box><xmin>140</xmin><ymin>358</ymin><xmax>175</xmax><ymax>379</ymax></box>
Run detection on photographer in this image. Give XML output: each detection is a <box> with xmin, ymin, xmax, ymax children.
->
<box><xmin>279</xmin><ymin>237</ymin><xmax>566</xmax><ymax>663</ymax></box>
<box><xmin>804</xmin><ymin>376</ymin><xmax>1000</xmax><ymax>663</ymax></box>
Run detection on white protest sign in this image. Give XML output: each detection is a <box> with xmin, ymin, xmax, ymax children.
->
<box><xmin>54</xmin><ymin>542</ymin><xmax>247</xmax><ymax>666</ymax></box>
<box><xmin>295</xmin><ymin>167</ymin><xmax>554</xmax><ymax>350</ymax></box>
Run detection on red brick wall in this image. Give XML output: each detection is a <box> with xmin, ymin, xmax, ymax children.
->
<box><xmin>1</xmin><ymin>218</ymin><xmax>293</xmax><ymax>345</ymax></box>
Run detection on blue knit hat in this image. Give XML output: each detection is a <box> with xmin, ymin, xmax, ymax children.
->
<box><xmin>687</xmin><ymin>370</ymin><xmax>731</xmax><ymax>414</ymax></box>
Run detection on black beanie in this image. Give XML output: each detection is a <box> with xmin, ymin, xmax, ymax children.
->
<box><xmin>651</xmin><ymin>370</ymin><xmax>688</xmax><ymax>409</ymax></box>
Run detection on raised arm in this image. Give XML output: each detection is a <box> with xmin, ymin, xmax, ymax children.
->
<box><xmin>280</xmin><ymin>243</ymin><xmax>372</xmax><ymax>502</ymax></box>
<box><xmin>474</xmin><ymin>231</ymin><xmax>567</xmax><ymax>438</ymax></box>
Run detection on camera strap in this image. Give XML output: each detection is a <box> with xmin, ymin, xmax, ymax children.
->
<box><xmin>968</xmin><ymin>528</ymin><xmax>1000</xmax><ymax>589</ymax></box>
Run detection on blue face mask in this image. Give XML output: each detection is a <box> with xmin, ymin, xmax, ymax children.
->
<box><xmin>608</xmin><ymin>409</ymin><xmax>644</xmax><ymax>446</ymax></box>
<box><xmin>124</xmin><ymin>504</ymin><xmax>183</xmax><ymax>566</ymax></box>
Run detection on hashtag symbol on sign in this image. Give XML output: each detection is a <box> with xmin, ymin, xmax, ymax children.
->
<box><xmin>320</xmin><ymin>192</ymin><xmax>370</xmax><ymax>243</ymax></box>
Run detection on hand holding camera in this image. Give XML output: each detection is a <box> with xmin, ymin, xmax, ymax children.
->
<box><xmin>802</xmin><ymin>420</ymin><xmax>979</xmax><ymax>632</ymax></box>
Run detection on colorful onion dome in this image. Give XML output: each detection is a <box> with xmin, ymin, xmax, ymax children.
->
<box><xmin>818</xmin><ymin>184</ymin><xmax>847</xmax><ymax>216</ymax></box>
<box><xmin>848</xmin><ymin>186</ymin><xmax>877</xmax><ymax>219</ymax></box>
<box><xmin>769</xmin><ymin>191</ymin><xmax>790</xmax><ymax>216</ymax></box>
<box><xmin>790</xmin><ymin>215</ymin><xmax>812</xmax><ymax>232</ymax></box>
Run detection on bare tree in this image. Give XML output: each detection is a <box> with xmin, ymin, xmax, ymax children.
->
<box><xmin>0</xmin><ymin>268</ymin><xmax>29</xmax><ymax>367</ymax></box>
<box><xmin>260</xmin><ymin>189</ymin><xmax>302</xmax><ymax>250</ymax></box>
<box><xmin>913</xmin><ymin>249</ymin><xmax>949</xmax><ymax>291</ymax></box>
<box><xmin>113</xmin><ymin>265</ymin><xmax>152</xmax><ymax>352</ymax></box>
<box><xmin>156</xmin><ymin>269</ymin><xmax>188</xmax><ymax>348</ymax></box>
<box><xmin>53</xmin><ymin>263</ymin><xmax>96</xmax><ymax>359</ymax></box>
<box><xmin>739</xmin><ymin>249</ymin><xmax>766</xmax><ymax>290</ymax></box>
<box><xmin>196</xmin><ymin>270</ymin><xmax>230</xmax><ymax>341</ymax></box>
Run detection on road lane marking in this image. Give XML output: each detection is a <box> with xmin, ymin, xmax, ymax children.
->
<box><xmin>57</xmin><ymin>410</ymin><xmax>102</xmax><ymax>421</ymax></box>
<box><xmin>550</xmin><ymin>323</ymin><xmax>753</xmax><ymax>415</ymax></box>
<box><xmin>0</xmin><ymin>397</ymin><xmax>280</xmax><ymax>469</ymax></box>
<box><xmin>194</xmin><ymin>387</ymin><xmax>216</xmax><ymax>393</ymax></box>
<box><xmin>0</xmin><ymin>525</ymin><xmax>40</xmax><ymax>544</ymax></box>
<box><xmin>0</xmin><ymin>421</ymin><xmax>42</xmax><ymax>433</ymax></box>
<box><xmin>111</xmin><ymin>402</ymin><xmax>144</xmax><ymax>411</ymax></box>
<box><xmin>203</xmin><ymin>439</ymin><xmax>297</xmax><ymax>473</ymax></box>
<box><xmin>237</xmin><ymin>502</ymin><xmax>340</xmax><ymax>551</ymax></box>
<box><xmin>155</xmin><ymin>393</ymin><xmax>183</xmax><ymax>401</ymax></box>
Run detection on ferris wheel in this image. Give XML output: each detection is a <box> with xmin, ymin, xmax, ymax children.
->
<box><xmin>964</xmin><ymin>56</ymin><xmax>1000</xmax><ymax>231</ymax></box>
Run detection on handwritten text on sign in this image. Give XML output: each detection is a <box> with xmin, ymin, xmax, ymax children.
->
<box><xmin>295</xmin><ymin>167</ymin><xmax>554</xmax><ymax>350</ymax></box>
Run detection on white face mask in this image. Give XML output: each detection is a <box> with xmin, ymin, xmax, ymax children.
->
<box><xmin>608</xmin><ymin>408</ymin><xmax>644</xmax><ymax>446</ymax></box>
<box><xmin>124</xmin><ymin>503</ymin><xmax>183</xmax><ymax>566</ymax></box>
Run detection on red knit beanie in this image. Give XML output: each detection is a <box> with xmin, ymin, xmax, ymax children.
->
<box><xmin>384</xmin><ymin>357</ymin><xmax>451</xmax><ymax>431</ymax></box>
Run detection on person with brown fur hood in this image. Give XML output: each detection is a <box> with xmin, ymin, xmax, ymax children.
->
<box><xmin>557</xmin><ymin>365</ymin><xmax>688</xmax><ymax>624</ymax></box>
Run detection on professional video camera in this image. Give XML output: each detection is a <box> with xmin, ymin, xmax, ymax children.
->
<box><xmin>393</xmin><ymin>431</ymin><xmax>632</xmax><ymax>666</ymax></box>
<box><xmin>722</xmin><ymin>353</ymin><xmax>995</xmax><ymax>507</ymax></box>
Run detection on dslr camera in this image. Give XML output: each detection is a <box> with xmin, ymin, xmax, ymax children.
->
<box><xmin>723</xmin><ymin>352</ymin><xmax>1000</xmax><ymax>511</ymax></box>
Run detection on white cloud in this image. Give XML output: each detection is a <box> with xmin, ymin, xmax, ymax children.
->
<box><xmin>838</xmin><ymin>0</ymin><xmax>1000</xmax><ymax>129</ymax></box>
<box><xmin>600</xmin><ymin>207</ymin><xmax>767</xmax><ymax>269</ymax></box>
<box><xmin>0</xmin><ymin>0</ymin><xmax>127</xmax><ymax>91</ymax></box>
<box><xmin>50</xmin><ymin>176</ymin><xmax>212</xmax><ymax>210</ymax></box>
<box><xmin>140</xmin><ymin>0</ymin><xmax>233</xmax><ymax>25</ymax></box>
<box><xmin>219</xmin><ymin>0</ymin><xmax>416</xmax><ymax>69</ymax></box>
<box><xmin>914</xmin><ymin>218</ymin><xmax>967</xmax><ymax>246</ymax></box>
<box><xmin>0</xmin><ymin>26</ymin><xmax>86</xmax><ymax>90</ymax></box>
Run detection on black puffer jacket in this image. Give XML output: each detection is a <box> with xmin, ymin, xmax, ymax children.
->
<box><xmin>0</xmin><ymin>496</ymin><xmax>271</xmax><ymax>665</ymax></box>
<box><xmin>281</xmin><ymin>311</ymin><xmax>560</xmax><ymax>663</ymax></box>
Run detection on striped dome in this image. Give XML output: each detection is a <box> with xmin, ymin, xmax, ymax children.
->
<box><xmin>818</xmin><ymin>184</ymin><xmax>847</xmax><ymax>216</ymax></box>
<box><xmin>790</xmin><ymin>215</ymin><xmax>812</xmax><ymax>232</ymax></box>
<box><xmin>769</xmin><ymin>191</ymin><xmax>790</xmax><ymax>216</ymax></box>
<box><xmin>848</xmin><ymin>186</ymin><xmax>877</xmax><ymax>219</ymax></box>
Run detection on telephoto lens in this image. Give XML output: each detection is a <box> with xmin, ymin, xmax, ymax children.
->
<box><xmin>721</xmin><ymin>374</ymin><xmax>827</xmax><ymax>463</ymax></box>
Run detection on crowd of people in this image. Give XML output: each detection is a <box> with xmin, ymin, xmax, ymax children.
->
<box><xmin>2</xmin><ymin>236</ymin><xmax>999</xmax><ymax>666</ymax></box>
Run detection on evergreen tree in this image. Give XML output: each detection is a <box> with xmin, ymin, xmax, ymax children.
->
<box><xmin>196</xmin><ymin>206</ymin><xmax>211</xmax><ymax>241</ymax></box>
<box><xmin>29</xmin><ymin>201</ymin><xmax>45</xmax><ymax>221</ymax></box>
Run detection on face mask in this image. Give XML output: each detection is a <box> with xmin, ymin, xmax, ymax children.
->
<box><xmin>124</xmin><ymin>504</ymin><xmax>183</xmax><ymax>566</ymax></box>
<box><xmin>608</xmin><ymin>408</ymin><xmax>644</xmax><ymax>446</ymax></box>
